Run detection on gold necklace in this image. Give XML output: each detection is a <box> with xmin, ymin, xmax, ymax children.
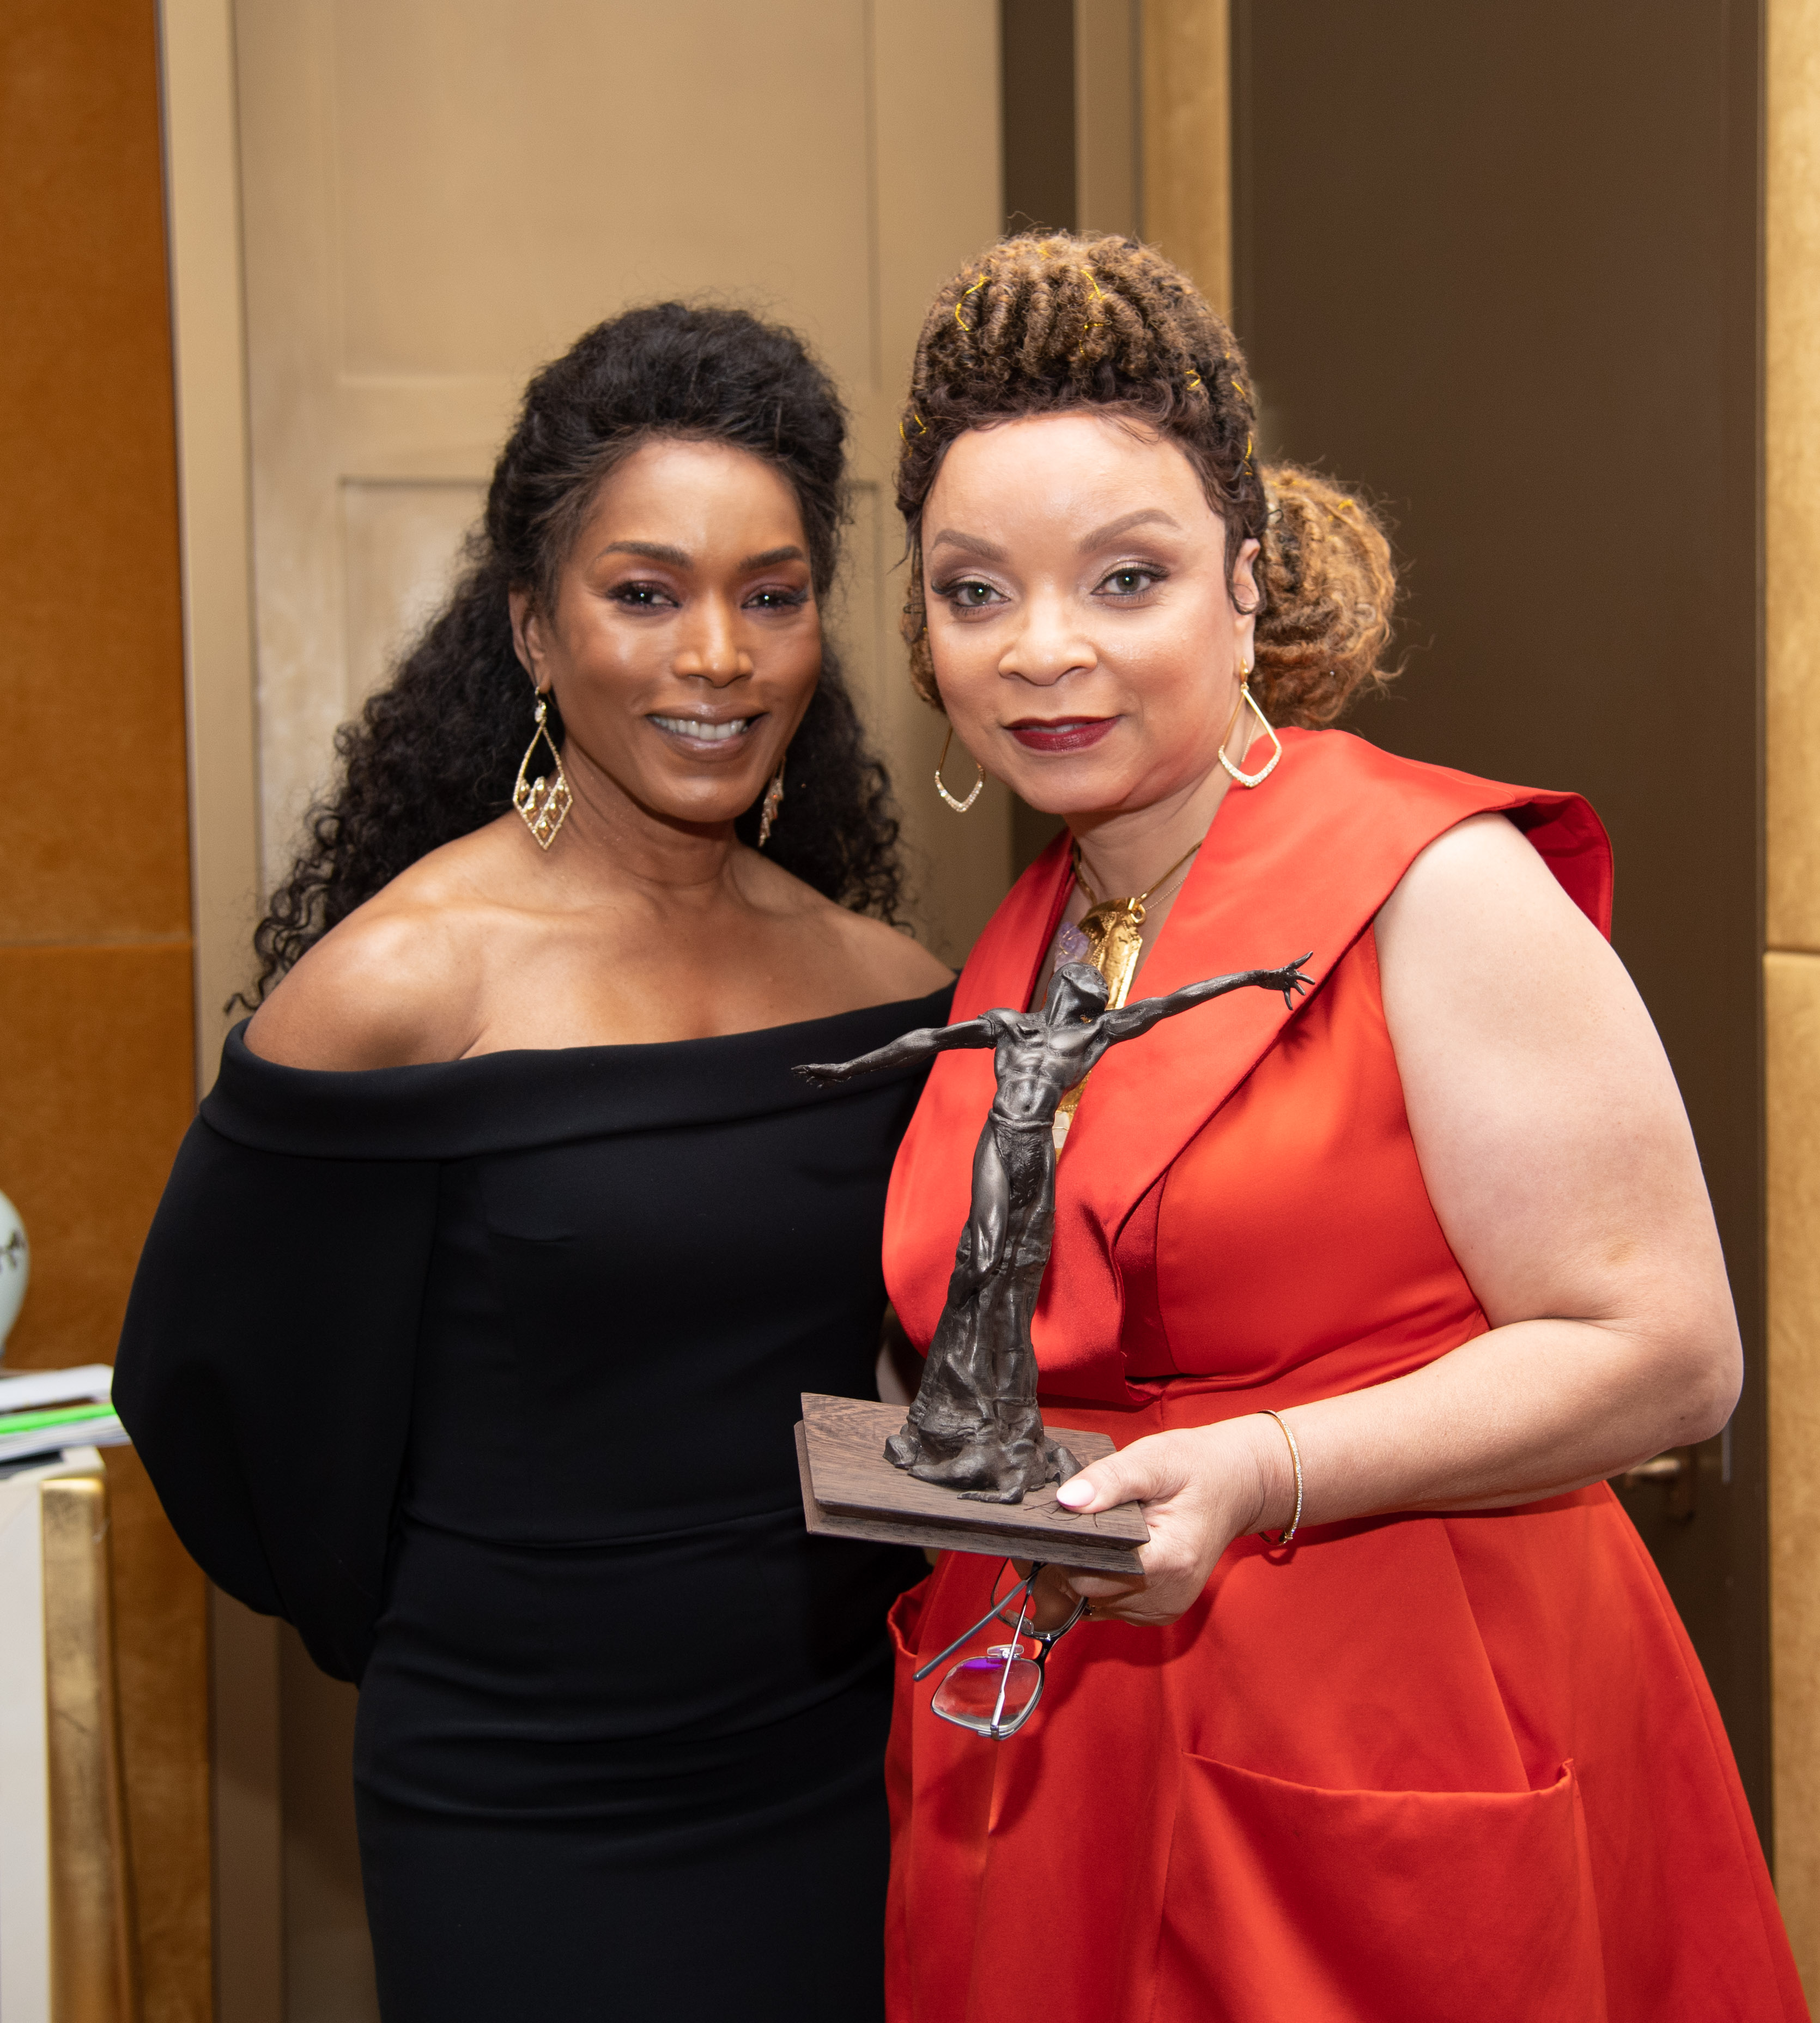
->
<box><xmin>1049</xmin><ymin>835</ymin><xmax>1204</xmax><ymax>1150</ymax></box>
<box><xmin>1066</xmin><ymin>837</ymin><xmax>1204</xmax><ymax>1006</ymax></box>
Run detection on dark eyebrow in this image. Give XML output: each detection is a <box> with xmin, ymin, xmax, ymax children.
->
<box><xmin>926</xmin><ymin>528</ymin><xmax>1008</xmax><ymax>561</ymax></box>
<box><xmin>590</xmin><ymin>540</ymin><xmax>809</xmax><ymax>573</ymax></box>
<box><xmin>594</xmin><ymin>540</ymin><xmax>692</xmax><ymax>567</ymax></box>
<box><xmin>1081</xmin><ymin>509</ymin><xmax>1182</xmax><ymax>547</ymax></box>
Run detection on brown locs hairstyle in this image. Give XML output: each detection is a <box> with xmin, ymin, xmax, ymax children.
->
<box><xmin>895</xmin><ymin>233</ymin><xmax>1397</xmax><ymax>725</ymax></box>
<box><xmin>245</xmin><ymin>304</ymin><xmax>903</xmax><ymax>1003</ymax></box>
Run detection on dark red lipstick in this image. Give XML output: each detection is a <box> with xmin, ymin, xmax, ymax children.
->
<box><xmin>1008</xmin><ymin>717</ymin><xmax>1117</xmax><ymax>754</ymax></box>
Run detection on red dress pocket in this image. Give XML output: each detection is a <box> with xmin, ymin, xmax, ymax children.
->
<box><xmin>887</xmin><ymin>1575</ymin><xmax>929</xmax><ymax>1662</ymax></box>
<box><xmin>1155</xmin><ymin>1754</ymin><xmax>1606</xmax><ymax>2023</ymax></box>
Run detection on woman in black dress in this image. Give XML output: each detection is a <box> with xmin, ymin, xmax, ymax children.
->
<box><xmin>113</xmin><ymin>305</ymin><xmax>953</xmax><ymax>2020</ymax></box>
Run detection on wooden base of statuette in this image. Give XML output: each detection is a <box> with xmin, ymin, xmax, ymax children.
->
<box><xmin>795</xmin><ymin>1393</ymin><xmax>1148</xmax><ymax>1572</ymax></box>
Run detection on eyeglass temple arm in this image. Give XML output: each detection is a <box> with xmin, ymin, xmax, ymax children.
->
<box><xmin>910</xmin><ymin>1565</ymin><xmax>1045</xmax><ymax>1683</ymax></box>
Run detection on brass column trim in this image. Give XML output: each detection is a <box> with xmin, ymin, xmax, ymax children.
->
<box><xmin>1768</xmin><ymin>0</ymin><xmax>1820</xmax><ymax>1997</ymax></box>
<box><xmin>43</xmin><ymin>1473</ymin><xmax>141</xmax><ymax>2023</ymax></box>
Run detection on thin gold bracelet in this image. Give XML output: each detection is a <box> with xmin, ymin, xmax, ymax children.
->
<box><xmin>1257</xmin><ymin>1409</ymin><xmax>1303</xmax><ymax>1547</ymax></box>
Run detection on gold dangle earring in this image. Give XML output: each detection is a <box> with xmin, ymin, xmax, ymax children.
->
<box><xmin>513</xmin><ymin>688</ymin><xmax>573</xmax><ymax>849</ymax></box>
<box><xmin>934</xmin><ymin>726</ymin><xmax>984</xmax><ymax>814</ymax></box>
<box><xmin>756</xmin><ymin>762</ymin><xmax>786</xmax><ymax>848</ymax></box>
<box><xmin>1217</xmin><ymin>666</ymin><xmax>1284</xmax><ymax>788</ymax></box>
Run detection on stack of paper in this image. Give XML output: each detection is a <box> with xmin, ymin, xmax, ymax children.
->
<box><xmin>0</xmin><ymin>1365</ymin><xmax>127</xmax><ymax>1467</ymax></box>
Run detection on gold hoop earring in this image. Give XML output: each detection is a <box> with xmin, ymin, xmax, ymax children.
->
<box><xmin>756</xmin><ymin>762</ymin><xmax>786</xmax><ymax>848</ymax></box>
<box><xmin>1217</xmin><ymin>671</ymin><xmax>1283</xmax><ymax>789</ymax></box>
<box><xmin>514</xmin><ymin>689</ymin><xmax>573</xmax><ymax>849</ymax></box>
<box><xmin>935</xmin><ymin>727</ymin><xmax>984</xmax><ymax>814</ymax></box>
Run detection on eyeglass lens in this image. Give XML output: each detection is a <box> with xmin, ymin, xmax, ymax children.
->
<box><xmin>930</xmin><ymin>1644</ymin><xmax>1045</xmax><ymax>1736</ymax></box>
<box><xmin>929</xmin><ymin>1568</ymin><xmax>1046</xmax><ymax>1738</ymax></box>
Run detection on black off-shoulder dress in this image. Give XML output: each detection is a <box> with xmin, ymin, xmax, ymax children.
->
<box><xmin>113</xmin><ymin>988</ymin><xmax>952</xmax><ymax>2022</ymax></box>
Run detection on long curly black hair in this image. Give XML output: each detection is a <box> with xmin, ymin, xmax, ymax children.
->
<box><xmin>245</xmin><ymin>303</ymin><xmax>903</xmax><ymax>1002</ymax></box>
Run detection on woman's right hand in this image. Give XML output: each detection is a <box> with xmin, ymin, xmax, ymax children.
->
<box><xmin>1030</xmin><ymin>1415</ymin><xmax>1293</xmax><ymax>1630</ymax></box>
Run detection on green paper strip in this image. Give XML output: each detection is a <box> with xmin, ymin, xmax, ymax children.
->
<box><xmin>0</xmin><ymin>1402</ymin><xmax>117</xmax><ymax>1437</ymax></box>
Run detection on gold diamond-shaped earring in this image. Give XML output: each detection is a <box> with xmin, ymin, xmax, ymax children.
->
<box><xmin>513</xmin><ymin>691</ymin><xmax>572</xmax><ymax>850</ymax></box>
<box><xmin>934</xmin><ymin>726</ymin><xmax>984</xmax><ymax>814</ymax></box>
<box><xmin>1216</xmin><ymin>668</ymin><xmax>1284</xmax><ymax>789</ymax></box>
<box><xmin>756</xmin><ymin>762</ymin><xmax>786</xmax><ymax>848</ymax></box>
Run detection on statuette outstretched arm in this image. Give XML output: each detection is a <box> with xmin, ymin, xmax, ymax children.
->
<box><xmin>794</xmin><ymin>1014</ymin><xmax>1000</xmax><ymax>1086</ymax></box>
<box><xmin>1096</xmin><ymin>956</ymin><xmax>1314</xmax><ymax>1047</ymax></box>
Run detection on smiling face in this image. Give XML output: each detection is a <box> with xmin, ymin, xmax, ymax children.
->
<box><xmin>922</xmin><ymin>411</ymin><xmax>1259</xmax><ymax>820</ymax></box>
<box><xmin>509</xmin><ymin>435</ymin><xmax>821</xmax><ymax>833</ymax></box>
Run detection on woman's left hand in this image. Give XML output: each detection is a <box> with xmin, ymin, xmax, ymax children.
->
<box><xmin>1029</xmin><ymin>1418</ymin><xmax>1289</xmax><ymax>1630</ymax></box>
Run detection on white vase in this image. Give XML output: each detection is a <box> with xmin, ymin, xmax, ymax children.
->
<box><xmin>0</xmin><ymin>1191</ymin><xmax>28</xmax><ymax>1362</ymax></box>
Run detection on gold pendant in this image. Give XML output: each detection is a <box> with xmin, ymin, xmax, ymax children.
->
<box><xmin>1052</xmin><ymin>900</ymin><xmax>1145</xmax><ymax>1152</ymax></box>
<box><xmin>1076</xmin><ymin>901</ymin><xmax>1145</xmax><ymax>1007</ymax></box>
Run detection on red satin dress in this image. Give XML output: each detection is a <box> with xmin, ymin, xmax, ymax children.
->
<box><xmin>880</xmin><ymin>729</ymin><xmax>1803</xmax><ymax>2023</ymax></box>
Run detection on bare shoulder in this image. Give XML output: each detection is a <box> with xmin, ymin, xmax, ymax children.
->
<box><xmin>754</xmin><ymin>853</ymin><xmax>951</xmax><ymax>1004</ymax></box>
<box><xmin>1375</xmin><ymin>811</ymin><xmax>1613</xmax><ymax>1004</ymax></box>
<box><xmin>1374</xmin><ymin>808</ymin><xmax>1658</xmax><ymax>1097</ymax></box>
<box><xmin>821</xmin><ymin>904</ymin><xmax>955</xmax><ymax>1002</ymax></box>
<box><xmin>244</xmin><ymin>829</ymin><xmax>513</xmax><ymax>1070</ymax></box>
<box><xmin>1379</xmin><ymin>810</ymin><xmax>1592</xmax><ymax>934</ymax></box>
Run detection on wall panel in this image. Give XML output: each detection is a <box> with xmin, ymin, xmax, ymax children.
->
<box><xmin>1769</xmin><ymin>0</ymin><xmax>1820</xmax><ymax>960</ymax></box>
<box><xmin>1140</xmin><ymin>0</ymin><xmax>1229</xmax><ymax>313</ymax></box>
<box><xmin>0</xmin><ymin>947</ymin><xmax>195</xmax><ymax>1366</ymax></box>
<box><xmin>1768</xmin><ymin>951</ymin><xmax>1820</xmax><ymax>1989</ymax></box>
<box><xmin>0</xmin><ymin>3</ymin><xmax>189</xmax><ymax>942</ymax></box>
<box><xmin>1077</xmin><ymin>0</ymin><xmax>1139</xmax><ymax>239</ymax></box>
<box><xmin>1768</xmin><ymin>0</ymin><xmax>1820</xmax><ymax>1990</ymax></box>
<box><xmin>0</xmin><ymin>3</ymin><xmax>213</xmax><ymax>2015</ymax></box>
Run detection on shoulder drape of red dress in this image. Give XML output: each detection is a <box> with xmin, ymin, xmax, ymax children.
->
<box><xmin>883</xmin><ymin>726</ymin><xmax>1610</xmax><ymax>1403</ymax></box>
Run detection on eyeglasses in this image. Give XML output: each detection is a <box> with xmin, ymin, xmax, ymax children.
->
<box><xmin>913</xmin><ymin>1561</ymin><xmax>1089</xmax><ymax>1740</ymax></box>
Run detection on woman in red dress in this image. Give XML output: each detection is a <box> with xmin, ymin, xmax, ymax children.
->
<box><xmin>878</xmin><ymin>234</ymin><xmax>1804</xmax><ymax>2021</ymax></box>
